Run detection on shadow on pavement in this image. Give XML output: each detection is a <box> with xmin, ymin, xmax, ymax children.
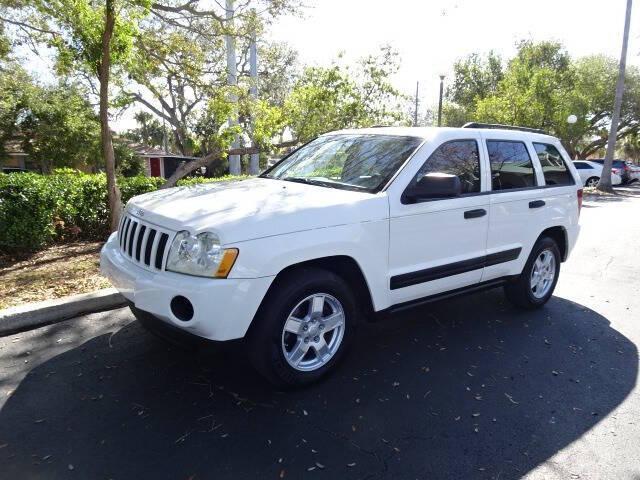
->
<box><xmin>583</xmin><ymin>183</ymin><xmax>640</xmax><ymax>205</ymax></box>
<box><xmin>0</xmin><ymin>289</ymin><xmax>636</xmax><ymax>479</ymax></box>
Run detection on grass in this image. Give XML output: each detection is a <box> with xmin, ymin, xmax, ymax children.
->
<box><xmin>0</xmin><ymin>241</ymin><xmax>110</xmax><ymax>310</ymax></box>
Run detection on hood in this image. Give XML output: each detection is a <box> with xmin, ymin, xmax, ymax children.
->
<box><xmin>127</xmin><ymin>178</ymin><xmax>388</xmax><ymax>244</ymax></box>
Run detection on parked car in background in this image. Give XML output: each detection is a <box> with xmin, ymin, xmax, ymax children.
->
<box><xmin>626</xmin><ymin>163</ymin><xmax>640</xmax><ymax>183</ymax></box>
<box><xmin>102</xmin><ymin>124</ymin><xmax>582</xmax><ymax>387</ymax></box>
<box><xmin>590</xmin><ymin>159</ymin><xmax>632</xmax><ymax>184</ymax></box>
<box><xmin>572</xmin><ymin>160</ymin><xmax>622</xmax><ymax>187</ymax></box>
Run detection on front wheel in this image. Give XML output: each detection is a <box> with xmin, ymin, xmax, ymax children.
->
<box><xmin>246</xmin><ymin>267</ymin><xmax>359</xmax><ymax>388</ymax></box>
<box><xmin>504</xmin><ymin>237</ymin><xmax>561</xmax><ymax>309</ymax></box>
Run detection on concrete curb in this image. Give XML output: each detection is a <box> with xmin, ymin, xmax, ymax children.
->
<box><xmin>0</xmin><ymin>288</ymin><xmax>126</xmax><ymax>336</ymax></box>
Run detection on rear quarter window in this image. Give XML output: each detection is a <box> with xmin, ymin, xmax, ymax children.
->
<box><xmin>533</xmin><ymin>143</ymin><xmax>575</xmax><ymax>186</ymax></box>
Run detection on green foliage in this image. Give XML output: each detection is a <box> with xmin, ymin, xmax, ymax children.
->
<box><xmin>20</xmin><ymin>83</ymin><xmax>101</xmax><ymax>172</ymax></box>
<box><xmin>0</xmin><ymin>172</ymin><xmax>56</xmax><ymax>251</ymax></box>
<box><xmin>447</xmin><ymin>51</ymin><xmax>503</xmax><ymax>111</ymax></box>
<box><xmin>0</xmin><ymin>171</ymin><xmax>246</xmax><ymax>253</ymax></box>
<box><xmin>284</xmin><ymin>47</ymin><xmax>409</xmax><ymax>142</ymax></box>
<box><xmin>0</xmin><ymin>66</ymin><xmax>35</xmax><ymax>163</ymax></box>
<box><xmin>446</xmin><ymin>41</ymin><xmax>640</xmax><ymax>158</ymax></box>
<box><xmin>475</xmin><ymin>41</ymin><xmax>574</xmax><ymax>129</ymax></box>
<box><xmin>114</xmin><ymin>141</ymin><xmax>144</xmax><ymax>176</ymax></box>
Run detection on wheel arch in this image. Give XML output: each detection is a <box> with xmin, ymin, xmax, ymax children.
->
<box><xmin>538</xmin><ymin>226</ymin><xmax>568</xmax><ymax>261</ymax></box>
<box><xmin>252</xmin><ymin>255</ymin><xmax>376</xmax><ymax>325</ymax></box>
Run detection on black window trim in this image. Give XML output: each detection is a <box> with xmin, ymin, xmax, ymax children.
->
<box><xmin>486</xmin><ymin>138</ymin><xmax>539</xmax><ymax>192</ymax></box>
<box><xmin>532</xmin><ymin>141</ymin><xmax>576</xmax><ymax>187</ymax></box>
<box><xmin>400</xmin><ymin>138</ymin><xmax>483</xmax><ymax>204</ymax></box>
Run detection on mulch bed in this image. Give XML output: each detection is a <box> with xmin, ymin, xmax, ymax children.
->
<box><xmin>0</xmin><ymin>242</ymin><xmax>110</xmax><ymax>310</ymax></box>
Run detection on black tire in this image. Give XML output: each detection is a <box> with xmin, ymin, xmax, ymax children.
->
<box><xmin>246</xmin><ymin>267</ymin><xmax>359</xmax><ymax>388</ymax></box>
<box><xmin>585</xmin><ymin>176</ymin><xmax>600</xmax><ymax>188</ymax></box>
<box><xmin>504</xmin><ymin>236</ymin><xmax>561</xmax><ymax>310</ymax></box>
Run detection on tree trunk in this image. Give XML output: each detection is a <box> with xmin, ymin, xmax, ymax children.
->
<box><xmin>159</xmin><ymin>140</ymin><xmax>299</xmax><ymax>189</ymax></box>
<box><xmin>160</xmin><ymin>148</ymin><xmax>222</xmax><ymax>189</ymax></box>
<box><xmin>598</xmin><ymin>0</ymin><xmax>633</xmax><ymax>192</ymax></box>
<box><xmin>99</xmin><ymin>0</ymin><xmax>122</xmax><ymax>231</ymax></box>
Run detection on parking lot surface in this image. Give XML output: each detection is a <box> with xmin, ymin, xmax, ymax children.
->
<box><xmin>1</xmin><ymin>186</ymin><xmax>639</xmax><ymax>479</ymax></box>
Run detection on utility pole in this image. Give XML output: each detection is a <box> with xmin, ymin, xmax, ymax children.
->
<box><xmin>413</xmin><ymin>81</ymin><xmax>419</xmax><ymax>127</ymax></box>
<box><xmin>248</xmin><ymin>15</ymin><xmax>260</xmax><ymax>175</ymax></box>
<box><xmin>437</xmin><ymin>75</ymin><xmax>445</xmax><ymax>127</ymax></box>
<box><xmin>598</xmin><ymin>0</ymin><xmax>633</xmax><ymax>192</ymax></box>
<box><xmin>225</xmin><ymin>0</ymin><xmax>241</xmax><ymax>175</ymax></box>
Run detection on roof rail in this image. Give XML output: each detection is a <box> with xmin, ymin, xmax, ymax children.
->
<box><xmin>462</xmin><ymin>122</ymin><xmax>548</xmax><ymax>135</ymax></box>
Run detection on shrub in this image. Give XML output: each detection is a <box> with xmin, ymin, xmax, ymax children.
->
<box><xmin>0</xmin><ymin>172</ymin><xmax>248</xmax><ymax>253</ymax></box>
<box><xmin>0</xmin><ymin>173</ymin><xmax>56</xmax><ymax>251</ymax></box>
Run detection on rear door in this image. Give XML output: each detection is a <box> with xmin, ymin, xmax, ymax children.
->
<box><xmin>481</xmin><ymin>134</ymin><xmax>547</xmax><ymax>281</ymax></box>
<box><xmin>387</xmin><ymin>132</ymin><xmax>490</xmax><ymax>305</ymax></box>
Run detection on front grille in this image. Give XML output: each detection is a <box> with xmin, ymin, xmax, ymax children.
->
<box><xmin>117</xmin><ymin>213</ymin><xmax>173</xmax><ymax>271</ymax></box>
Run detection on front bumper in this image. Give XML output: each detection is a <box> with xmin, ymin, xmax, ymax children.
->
<box><xmin>100</xmin><ymin>233</ymin><xmax>274</xmax><ymax>341</ymax></box>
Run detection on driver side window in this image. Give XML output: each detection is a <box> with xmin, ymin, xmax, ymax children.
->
<box><xmin>410</xmin><ymin>140</ymin><xmax>481</xmax><ymax>195</ymax></box>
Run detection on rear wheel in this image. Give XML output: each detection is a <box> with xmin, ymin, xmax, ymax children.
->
<box><xmin>585</xmin><ymin>176</ymin><xmax>600</xmax><ymax>187</ymax></box>
<box><xmin>504</xmin><ymin>237</ymin><xmax>561</xmax><ymax>309</ymax></box>
<box><xmin>246</xmin><ymin>267</ymin><xmax>358</xmax><ymax>388</ymax></box>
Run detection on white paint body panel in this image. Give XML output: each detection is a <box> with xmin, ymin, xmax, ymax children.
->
<box><xmin>100</xmin><ymin>126</ymin><xmax>582</xmax><ymax>341</ymax></box>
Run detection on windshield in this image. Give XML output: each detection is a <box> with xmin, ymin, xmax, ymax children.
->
<box><xmin>262</xmin><ymin>134</ymin><xmax>423</xmax><ymax>193</ymax></box>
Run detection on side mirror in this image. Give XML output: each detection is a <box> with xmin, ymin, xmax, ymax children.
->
<box><xmin>403</xmin><ymin>173</ymin><xmax>462</xmax><ymax>203</ymax></box>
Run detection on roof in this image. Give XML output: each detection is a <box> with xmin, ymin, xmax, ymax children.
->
<box><xmin>129</xmin><ymin>144</ymin><xmax>199</xmax><ymax>160</ymax></box>
<box><xmin>325</xmin><ymin>126</ymin><xmax>558</xmax><ymax>142</ymax></box>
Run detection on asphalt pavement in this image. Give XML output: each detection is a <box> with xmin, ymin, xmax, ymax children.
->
<box><xmin>0</xmin><ymin>186</ymin><xmax>639</xmax><ymax>480</ymax></box>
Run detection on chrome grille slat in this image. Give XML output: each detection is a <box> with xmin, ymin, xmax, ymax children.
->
<box><xmin>117</xmin><ymin>213</ymin><xmax>174</xmax><ymax>272</ymax></box>
<box><xmin>121</xmin><ymin>218</ymin><xmax>131</xmax><ymax>250</ymax></box>
<box><xmin>135</xmin><ymin>225</ymin><xmax>148</xmax><ymax>261</ymax></box>
<box><xmin>130</xmin><ymin>221</ymin><xmax>141</xmax><ymax>258</ymax></box>
<box><xmin>127</xmin><ymin>221</ymin><xmax>138</xmax><ymax>257</ymax></box>
<box><xmin>155</xmin><ymin>233</ymin><xmax>169</xmax><ymax>269</ymax></box>
<box><xmin>149</xmin><ymin>229</ymin><xmax>161</xmax><ymax>268</ymax></box>
<box><xmin>117</xmin><ymin>215</ymin><xmax>125</xmax><ymax>244</ymax></box>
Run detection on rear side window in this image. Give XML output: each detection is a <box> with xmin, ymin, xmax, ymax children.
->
<box><xmin>573</xmin><ymin>162</ymin><xmax>590</xmax><ymax>170</ymax></box>
<box><xmin>410</xmin><ymin>140</ymin><xmax>481</xmax><ymax>195</ymax></box>
<box><xmin>487</xmin><ymin>140</ymin><xmax>536</xmax><ymax>190</ymax></box>
<box><xmin>533</xmin><ymin>143</ymin><xmax>575</xmax><ymax>186</ymax></box>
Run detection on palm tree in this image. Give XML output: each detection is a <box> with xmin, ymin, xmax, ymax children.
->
<box><xmin>597</xmin><ymin>0</ymin><xmax>633</xmax><ymax>192</ymax></box>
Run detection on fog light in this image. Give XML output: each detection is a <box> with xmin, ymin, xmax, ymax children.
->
<box><xmin>170</xmin><ymin>296</ymin><xmax>194</xmax><ymax>322</ymax></box>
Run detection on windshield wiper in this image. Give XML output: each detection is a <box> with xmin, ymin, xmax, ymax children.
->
<box><xmin>281</xmin><ymin>176</ymin><xmax>368</xmax><ymax>192</ymax></box>
<box><xmin>282</xmin><ymin>176</ymin><xmax>324</xmax><ymax>186</ymax></box>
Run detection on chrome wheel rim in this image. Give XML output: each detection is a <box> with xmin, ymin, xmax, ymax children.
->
<box><xmin>586</xmin><ymin>177</ymin><xmax>599</xmax><ymax>187</ymax></box>
<box><xmin>281</xmin><ymin>293</ymin><xmax>346</xmax><ymax>372</ymax></box>
<box><xmin>530</xmin><ymin>249</ymin><xmax>556</xmax><ymax>299</ymax></box>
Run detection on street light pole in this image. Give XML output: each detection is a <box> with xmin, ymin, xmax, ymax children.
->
<box><xmin>437</xmin><ymin>75</ymin><xmax>445</xmax><ymax>127</ymax></box>
<box><xmin>413</xmin><ymin>81</ymin><xmax>419</xmax><ymax>127</ymax></box>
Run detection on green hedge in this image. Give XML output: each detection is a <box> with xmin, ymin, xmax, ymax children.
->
<box><xmin>0</xmin><ymin>170</ymin><xmax>248</xmax><ymax>253</ymax></box>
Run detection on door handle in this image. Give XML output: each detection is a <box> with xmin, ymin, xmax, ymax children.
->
<box><xmin>529</xmin><ymin>200</ymin><xmax>546</xmax><ymax>209</ymax></box>
<box><xmin>464</xmin><ymin>208</ymin><xmax>487</xmax><ymax>219</ymax></box>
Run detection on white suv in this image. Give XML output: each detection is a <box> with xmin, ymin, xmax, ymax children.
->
<box><xmin>101</xmin><ymin>124</ymin><xmax>582</xmax><ymax>387</ymax></box>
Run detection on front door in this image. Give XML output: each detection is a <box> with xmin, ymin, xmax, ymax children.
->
<box><xmin>387</xmin><ymin>136</ymin><xmax>490</xmax><ymax>306</ymax></box>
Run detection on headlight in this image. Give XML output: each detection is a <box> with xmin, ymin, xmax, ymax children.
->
<box><xmin>166</xmin><ymin>231</ymin><xmax>238</xmax><ymax>278</ymax></box>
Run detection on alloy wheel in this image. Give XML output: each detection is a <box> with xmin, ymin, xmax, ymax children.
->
<box><xmin>281</xmin><ymin>293</ymin><xmax>346</xmax><ymax>372</ymax></box>
<box><xmin>530</xmin><ymin>249</ymin><xmax>556</xmax><ymax>299</ymax></box>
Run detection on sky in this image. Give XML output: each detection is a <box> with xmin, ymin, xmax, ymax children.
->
<box><xmin>270</xmin><ymin>0</ymin><xmax>640</xmax><ymax>115</ymax></box>
<box><xmin>21</xmin><ymin>0</ymin><xmax>633</xmax><ymax>131</ymax></box>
